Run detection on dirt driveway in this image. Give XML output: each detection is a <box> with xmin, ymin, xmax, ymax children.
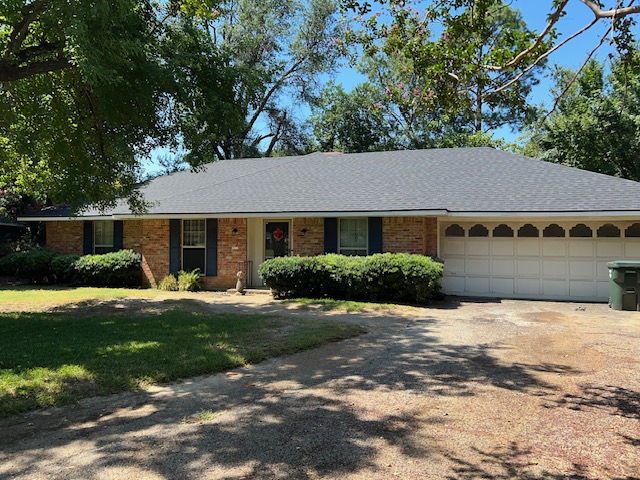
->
<box><xmin>1</xmin><ymin>296</ymin><xmax>639</xmax><ymax>479</ymax></box>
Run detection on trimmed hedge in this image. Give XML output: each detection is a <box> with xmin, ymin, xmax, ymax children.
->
<box><xmin>258</xmin><ymin>253</ymin><xmax>443</xmax><ymax>305</ymax></box>
<box><xmin>73</xmin><ymin>250</ymin><xmax>142</xmax><ymax>287</ymax></box>
<box><xmin>0</xmin><ymin>248</ymin><xmax>141</xmax><ymax>286</ymax></box>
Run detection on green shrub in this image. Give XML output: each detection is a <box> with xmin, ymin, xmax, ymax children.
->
<box><xmin>259</xmin><ymin>253</ymin><xmax>443</xmax><ymax>305</ymax></box>
<box><xmin>157</xmin><ymin>274</ymin><xmax>179</xmax><ymax>291</ymax></box>
<box><xmin>72</xmin><ymin>250</ymin><xmax>142</xmax><ymax>287</ymax></box>
<box><xmin>0</xmin><ymin>248</ymin><xmax>57</xmax><ymax>282</ymax></box>
<box><xmin>50</xmin><ymin>254</ymin><xmax>80</xmax><ymax>283</ymax></box>
<box><xmin>177</xmin><ymin>269</ymin><xmax>201</xmax><ymax>292</ymax></box>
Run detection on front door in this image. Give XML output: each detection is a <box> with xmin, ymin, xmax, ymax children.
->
<box><xmin>265</xmin><ymin>221</ymin><xmax>290</xmax><ymax>260</ymax></box>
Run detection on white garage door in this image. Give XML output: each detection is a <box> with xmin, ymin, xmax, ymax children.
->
<box><xmin>441</xmin><ymin>221</ymin><xmax>640</xmax><ymax>301</ymax></box>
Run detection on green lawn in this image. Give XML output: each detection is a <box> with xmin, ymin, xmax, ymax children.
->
<box><xmin>0</xmin><ymin>287</ymin><xmax>366</xmax><ymax>416</ymax></box>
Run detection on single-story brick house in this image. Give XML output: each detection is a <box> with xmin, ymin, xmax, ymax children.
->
<box><xmin>20</xmin><ymin>147</ymin><xmax>640</xmax><ymax>302</ymax></box>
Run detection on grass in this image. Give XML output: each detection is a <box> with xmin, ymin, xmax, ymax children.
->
<box><xmin>0</xmin><ymin>287</ymin><xmax>366</xmax><ymax>417</ymax></box>
<box><xmin>0</xmin><ymin>285</ymin><xmax>169</xmax><ymax>312</ymax></box>
<box><xmin>180</xmin><ymin>409</ymin><xmax>219</xmax><ymax>425</ymax></box>
<box><xmin>282</xmin><ymin>297</ymin><xmax>397</xmax><ymax>313</ymax></box>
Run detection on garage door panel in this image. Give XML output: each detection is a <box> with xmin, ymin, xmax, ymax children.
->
<box><xmin>517</xmin><ymin>239</ymin><xmax>540</xmax><ymax>256</ymax></box>
<box><xmin>442</xmin><ymin>239</ymin><xmax>465</xmax><ymax>255</ymax></box>
<box><xmin>542</xmin><ymin>279</ymin><xmax>567</xmax><ymax>296</ymax></box>
<box><xmin>492</xmin><ymin>278</ymin><xmax>514</xmax><ymax>294</ymax></box>
<box><xmin>442</xmin><ymin>276</ymin><xmax>465</xmax><ymax>293</ymax></box>
<box><xmin>569</xmin><ymin>241</ymin><xmax>594</xmax><ymax>257</ymax></box>
<box><xmin>443</xmin><ymin>258</ymin><xmax>465</xmax><ymax>274</ymax></box>
<box><xmin>517</xmin><ymin>278</ymin><xmax>540</xmax><ymax>296</ymax></box>
<box><xmin>467</xmin><ymin>277</ymin><xmax>490</xmax><ymax>293</ymax></box>
<box><xmin>543</xmin><ymin>260</ymin><xmax>566</xmax><ymax>276</ymax></box>
<box><xmin>569</xmin><ymin>260</ymin><xmax>593</xmax><ymax>277</ymax></box>
<box><xmin>467</xmin><ymin>258</ymin><xmax>490</xmax><ymax>274</ymax></box>
<box><xmin>518</xmin><ymin>260</ymin><xmax>539</xmax><ymax>275</ymax></box>
<box><xmin>543</xmin><ymin>240</ymin><xmax>566</xmax><ymax>257</ymax></box>
<box><xmin>596</xmin><ymin>261</ymin><xmax>611</xmax><ymax>278</ymax></box>
<box><xmin>466</xmin><ymin>240</ymin><xmax>490</xmax><ymax>256</ymax></box>
<box><xmin>570</xmin><ymin>280</ymin><xmax>595</xmax><ymax>297</ymax></box>
<box><xmin>624</xmin><ymin>241</ymin><xmax>640</xmax><ymax>257</ymax></box>
<box><xmin>597</xmin><ymin>281</ymin><xmax>610</xmax><ymax>299</ymax></box>
<box><xmin>492</xmin><ymin>259</ymin><xmax>514</xmax><ymax>275</ymax></box>
<box><xmin>597</xmin><ymin>241</ymin><xmax>622</xmax><ymax>258</ymax></box>
<box><xmin>491</xmin><ymin>240</ymin><xmax>514</xmax><ymax>256</ymax></box>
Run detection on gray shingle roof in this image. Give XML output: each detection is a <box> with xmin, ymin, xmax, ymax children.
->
<box><xmin>30</xmin><ymin>147</ymin><xmax>640</xmax><ymax>217</ymax></box>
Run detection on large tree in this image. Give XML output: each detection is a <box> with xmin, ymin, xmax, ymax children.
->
<box><xmin>204</xmin><ymin>0</ymin><xmax>342</xmax><ymax>160</ymax></box>
<box><xmin>343</xmin><ymin>0</ymin><xmax>639</xmax><ymax>127</ymax></box>
<box><xmin>524</xmin><ymin>55</ymin><xmax>640</xmax><ymax>181</ymax></box>
<box><xmin>0</xmin><ymin>0</ymin><xmax>181</xmax><ymax>211</ymax></box>
<box><xmin>312</xmin><ymin>1</ymin><xmax>538</xmax><ymax>152</ymax></box>
<box><xmin>0</xmin><ymin>0</ymin><xmax>339</xmax><ymax>211</ymax></box>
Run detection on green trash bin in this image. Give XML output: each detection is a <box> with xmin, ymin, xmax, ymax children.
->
<box><xmin>607</xmin><ymin>261</ymin><xmax>640</xmax><ymax>311</ymax></box>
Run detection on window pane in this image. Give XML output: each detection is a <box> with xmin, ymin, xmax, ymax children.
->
<box><xmin>184</xmin><ymin>220</ymin><xmax>206</xmax><ymax>247</ymax></box>
<box><xmin>518</xmin><ymin>224</ymin><xmax>539</xmax><ymax>237</ymax></box>
<box><xmin>445</xmin><ymin>224</ymin><xmax>465</xmax><ymax>237</ymax></box>
<box><xmin>94</xmin><ymin>221</ymin><xmax>114</xmax><ymax>251</ymax></box>
<box><xmin>340</xmin><ymin>218</ymin><xmax>367</xmax><ymax>249</ymax></box>
<box><xmin>469</xmin><ymin>224</ymin><xmax>488</xmax><ymax>237</ymax></box>
<box><xmin>183</xmin><ymin>248</ymin><xmax>205</xmax><ymax>273</ymax></box>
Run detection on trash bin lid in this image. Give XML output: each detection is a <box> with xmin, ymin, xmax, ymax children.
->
<box><xmin>607</xmin><ymin>260</ymin><xmax>640</xmax><ymax>268</ymax></box>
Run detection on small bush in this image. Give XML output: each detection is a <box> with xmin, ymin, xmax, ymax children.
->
<box><xmin>177</xmin><ymin>269</ymin><xmax>201</xmax><ymax>292</ymax></box>
<box><xmin>0</xmin><ymin>249</ymin><xmax>141</xmax><ymax>286</ymax></box>
<box><xmin>259</xmin><ymin>253</ymin><xmax>443</xmax><ymax>305</ymax></box>
<box><xmin>0</xmin><ymin>248</ymin><xmax>57</xmax><ymax>282</ymax></box>
<box><xmin>158</xmin><ymin>274</ymin><xmax>179</xmax><ymax>291</ymax></box>
<box><xmin>72</xmin><ymin>250</ymin><xmax>142</xmax><ymax>287</ymax></box>
<box><xmin>50</xmin><ymin>254</ymin><xmax>80</xmax><ymax>283</ymax></box>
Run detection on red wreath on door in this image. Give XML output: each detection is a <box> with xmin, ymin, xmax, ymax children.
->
<box><xmin>273</xmin><ymin>228</ymin><xmax>284</xmax><ymax>241</ymax></box>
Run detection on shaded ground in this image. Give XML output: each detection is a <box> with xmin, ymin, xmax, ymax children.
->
<box><xmin>0</xmin><ymin>295</ymin><xmax>639</xmax><ymax>479</ymax></box>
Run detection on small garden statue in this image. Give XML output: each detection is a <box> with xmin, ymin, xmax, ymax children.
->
<box><xmin>236</xmin><ymin>270</ymin><xmax>245</xmax><ymax>295</ymax></box>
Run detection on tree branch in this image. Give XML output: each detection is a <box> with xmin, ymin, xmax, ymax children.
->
<box><xmin>6</xmin><ymin>0</ymin><xmax>52</xmax><ymax>55</ymax></box>
<box><xmin>580</xmin><ymin>0</ymin><xmax>640</xmax><ymax>18</ymax></box>
<box><xmin>0</xmin><ymin>56</ymin><xmax>71</xmax><ymax>82</ymax></box>
<box><xmin>485</xmin><ymin>16</ymin><xmax>600</xmax><ymax>97</ymax></box>
<box><xmin>243</xmin><ymin>57</ymin><xmax>306</xmax><ymax>136</ymax></box>
<box><xmin>542</xmin><ymin>24</ymin><xmax>613</xmax><ymax>123</ymax></box>
<box><xmin>484</xmin><ymin>0</ymin><xmax>570</xmax><ymax>71</ymax></box>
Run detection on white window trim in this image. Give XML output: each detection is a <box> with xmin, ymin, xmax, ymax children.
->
<box><xmin>182</xmin><ymin>219</ymin><xmax>207</xmax><ymax>275</ymax></box>
<box><xmin>338</xmin><ymin>217</ymin><xmax>368</xmax><ymax>256</ymax></box>
<box><xmin>93</xmin><ymin>220</ymin><xmax>114</xmax><ymax>253</ymax></box>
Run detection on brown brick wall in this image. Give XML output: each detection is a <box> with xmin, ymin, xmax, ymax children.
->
<box><xmin>201</xmin><ymin>218</ymin><xmax>247</xmax><ymax>290</ymax></box>
<box><xmin>45</xmin><ymin>215</ymin><xmax>440</xmax><ymax>291</ymax></box>
<box><xmin>382</xmin><ymin>216</ymin><xmax>438</xmax><ymax>256</ymax></box>
<box><xmin>138</xmin><ymin>219</ymin><xmax>170</xmax><ymax>288</ymax></box>
<box><xmin>46</xmin><ymin>221</ymin><xmax>84</xmax><ymax>255</ymax></box>
<box><xmin>292</xmin><ymin>217</ymin><xmax>325</xmax><ymax>256</ymax></box>
<box><xmin>424</xmin><ymin>217</ymin><xmax>438</xmax><ymax>257</ymax></box>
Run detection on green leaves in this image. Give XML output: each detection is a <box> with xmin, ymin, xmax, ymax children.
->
<box><xmin>526</xmin><ymin>54</ymin><xmax>640</xmax><ymax>181</ymax></box>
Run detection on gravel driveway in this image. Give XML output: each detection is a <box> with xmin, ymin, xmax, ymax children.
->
<box><xmin>1</xmin><ymin>297</ymin><xmax>639</xmax><ymax>479</ymax></box>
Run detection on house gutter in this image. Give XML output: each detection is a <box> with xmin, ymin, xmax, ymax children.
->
<box><xmin>18</xmin><ymin>209</ymin><xmax>640</xmax><ymax>222</ymax></box>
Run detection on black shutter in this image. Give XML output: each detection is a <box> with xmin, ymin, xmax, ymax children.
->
<box><xmin>169</xmin><ymin>219</ymin><xmax>181</xmax><ymax>274</ymax></box>
<box><xmin>368</xmin><ymin>217</ymin><xmax>383</xmax><ymax>254</ymax></box>
<box><xmin>83</xmin><ymin>221</ymin><xmax>93</xmax><ymax>255</ymax></box>
<box><xmin>206</xmin><ymin>218</ymin><xmax>218</xmax><ymax>276</ymax></box>
<box><xmin>113</xmin><ymin>220</ymin><xmax>124</xmax><ymax>251</ymax></box>
<box><xmin>324</xmin><ymin>218</ymin><xmax>338</xmax><ymax>253</ymax></box>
